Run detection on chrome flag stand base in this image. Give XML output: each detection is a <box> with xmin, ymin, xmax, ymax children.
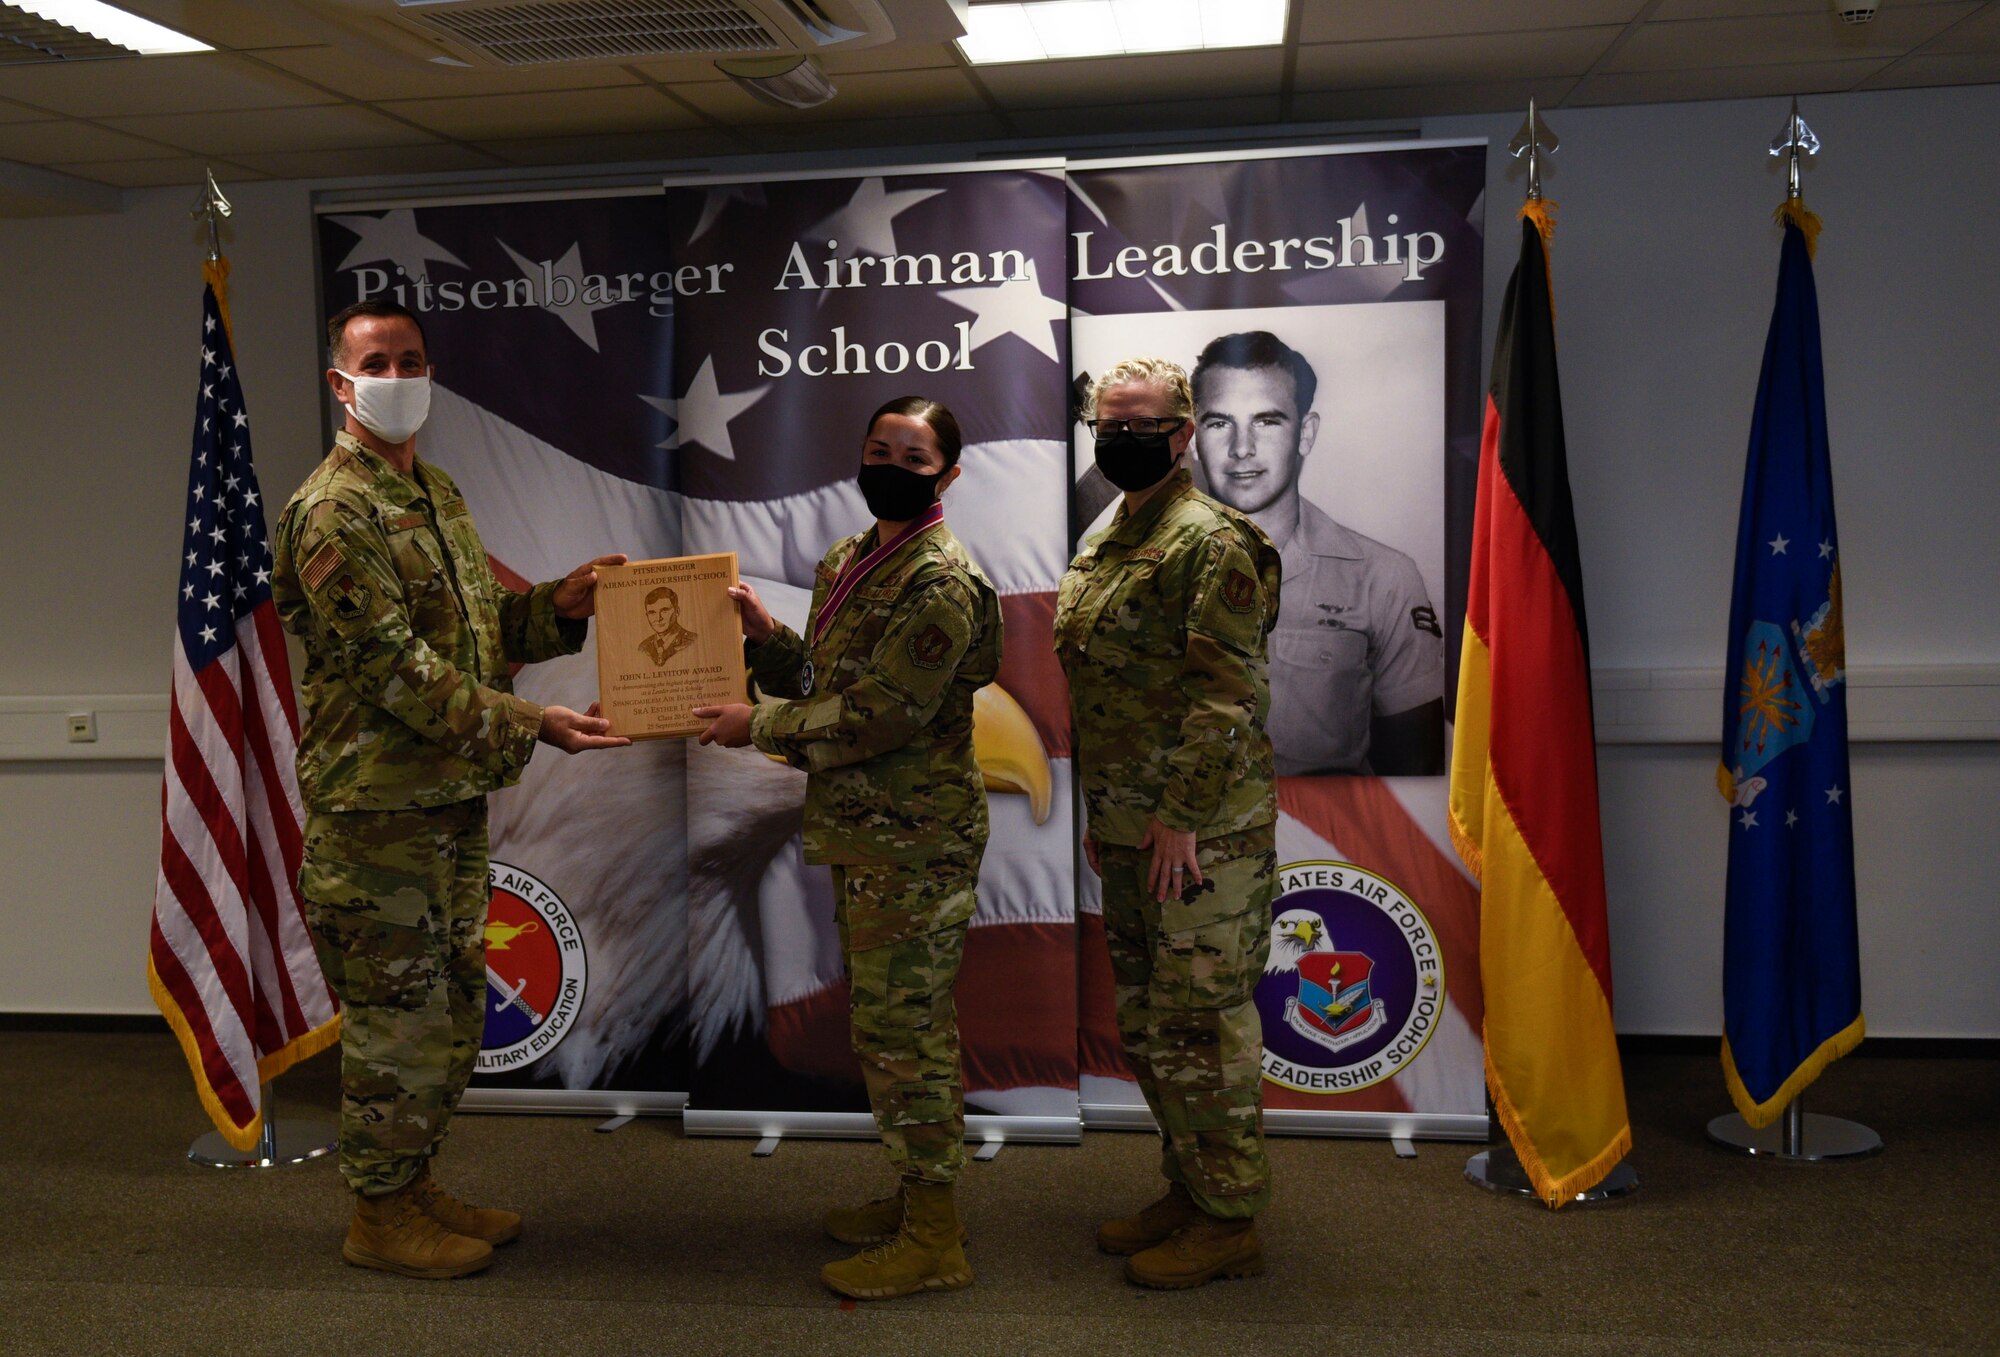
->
<box><xmin>1707</xmin><ymin>1094</ymin><xmax>1881</xmax><ymax>1162</ymax></box>
<box><xmin>189</xmin><ymin>1083</ymin><xmax>336</xmax><ymax>1169</ymax></box>
<box><xmin>1466</xmin><ymin>1143</ymin><xmax>1638</xmax><ymax>1204</ymax></box>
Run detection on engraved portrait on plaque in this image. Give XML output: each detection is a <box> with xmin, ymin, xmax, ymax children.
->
<box><xmin>593</xmin><ymin>552</ymin><xmax>744</xmax><ymax>740</ymax></box>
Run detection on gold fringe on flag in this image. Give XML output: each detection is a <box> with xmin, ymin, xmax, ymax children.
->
<box><xmin>203</xmin><ymin>256</ymin><xmax>235</xmax><ymax>349</ymax></box>
<box><xmin>1774</xmin><ymin>197</ymin><xmax>1823</xmax><ymax>259</ymax></box>
<box><xmin>1518</xmin><ymin>197</ymin><xmax>1559</xmax><ymax>246</ymax></box>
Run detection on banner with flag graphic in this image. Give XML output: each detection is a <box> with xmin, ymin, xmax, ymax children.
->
<box><xmin>316</xmin><ymin>194</ymin><xmax>690</xmax><ymax>1098</ymax></box>
<box><xmin>663</xmin><ymin>168</ymin><xmax>1079</xmax><ymax>1124</ymax></box>
<box><xmin>151</xmin><ymin>261</ymin><xmax>339</xmax><ymax>1151</ymax></box>
<box><xmin>1719</xmin><ymin>205</ymin><xmax>1863</xmax><ymax>1128</ymax></box>
<box><xmin>1067</xmin><ymin>143</ymin><xmax>1489</xmax><ymax>1129</ymax></box>
<box><xmin>1449</xmin><ymin>212</ymin><xmax>1630</xmax><ymax>1204</ymax></box>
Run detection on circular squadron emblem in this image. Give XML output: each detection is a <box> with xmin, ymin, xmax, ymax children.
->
<box><xmin>476</xmin><ymin>862</ymin><xmax>587</xmax><ymax>1074</ymax></box>
<box><xmin>1256</xmin><ymin>861</ymin><xmax>1443</xmax><ymax>1095</ymax></box>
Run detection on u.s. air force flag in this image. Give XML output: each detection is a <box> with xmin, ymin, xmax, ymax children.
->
<box><xmin>1718</xmin><ymin>204</ymin><xmax>1863</xmax><ymax>1128</ymax></box>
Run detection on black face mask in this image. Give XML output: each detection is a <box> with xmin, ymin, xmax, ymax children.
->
<box><xmin>857</xmin><ymin>461</ymin><xmax>943</xmax><ymax>521</ymax></box>
<box><xmin>1093</xmin><ymin>429</ymin><xmax>1179</xmax><ymax>492</ymax></box>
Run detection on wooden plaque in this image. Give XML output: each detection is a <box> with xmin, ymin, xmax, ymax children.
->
<box><xmin>593</xmin><ymin>552</ymin><xmax>745</xmax><ymax>741</ymax></box>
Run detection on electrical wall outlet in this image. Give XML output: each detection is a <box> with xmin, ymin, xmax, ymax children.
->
<box><xmin>66</xmin><ymin>712</ymin><xmax>97</xmax><ymax>743</ymax></box>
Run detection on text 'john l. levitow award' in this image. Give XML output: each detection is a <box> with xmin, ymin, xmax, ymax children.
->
<box><xmin>594</xmin><ymin>553</ymin><xmax>744</xmax><ymax>740</ymax></box>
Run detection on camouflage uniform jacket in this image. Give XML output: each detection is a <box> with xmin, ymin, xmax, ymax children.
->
<box><xmin>748</xmin><ymin>521</ymin><xmax>1001</xmax><ymax>867</ymax></box>
<box><xmin>1056</xmin><ymin>468</ymin><xmax>1281</xmax><ymax>847</ymax></box>
<box><xmin>273</xmin><ymin>431</ymin><xmax>584</xmax><ymax>811</ymax></box>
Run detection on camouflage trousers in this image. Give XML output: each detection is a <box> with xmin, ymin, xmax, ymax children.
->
<box><xmin>300</xmin><ymin>799</ymin><xmax>491</xmax><ymax>1197</ymax></box>
<box><xmin>1098</xmin><ymin>824</ymin><xmax>1275</xmax><ymax>1219</ymax></box>
<box><xmin>832</xmin><ymin>848</ymin><xmax>981</xmax><ymax>1184</ymax></box>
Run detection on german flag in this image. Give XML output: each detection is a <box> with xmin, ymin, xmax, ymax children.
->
<box><xmin>1448</xmin><ymin>212</ymin><xmax>1631</xmax><ymax>1207</ymax></box>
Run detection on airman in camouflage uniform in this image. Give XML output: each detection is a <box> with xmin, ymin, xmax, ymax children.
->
<box><xmin>695</xmin><ymin>397</ymin><xmax>998</xmax><ymax>1301</ymax></box>
<box><xmin>1056</xmin><ymin>358</ymin><xmax>1281</xmax><ymax>1289</ymax></box>
<box><xmin>275</xmin><ymin>298</ymin><xmax>626</xmax><ymax>1280</ymax></box>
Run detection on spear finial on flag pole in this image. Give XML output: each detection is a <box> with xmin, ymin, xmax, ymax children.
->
<box><xmin>1768</xmin><ymin>98</ymin><xmax>1824</xmax><ymax>254</ymax></box>
<box><xmin>191</xmin><ymin>167</ymin><xmax>232</xmax><ymax>263</ymax></box>
<box><xmin>1508</xmin><ymin>98</ymin><xmax>1560</xmax><ymax>243</ymax></box>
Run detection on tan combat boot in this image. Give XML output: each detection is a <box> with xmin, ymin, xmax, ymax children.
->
<box><xmin>1125</xmin><ymin>1214</ymin><xmax>1264</xmax><ymax>1289</ymax></box>
<box><xmin>342</xmin><ymin>1180</ymin><xmax>493</xmax><ymax>1279</ymax></box>
<box><xmin>820</xmin><ymin>1180</ymin><xmax>973</xmax><ymax>1300</ymax></box>
<box><xmin>824</xmin><ymin>1185</ymin><xmax>970</xmax><ymax>1248</ymax></box>
<box><xmin>1095</xmin><ymin>1181</ymin><xmax>1202</xmax><ymax>1255</ymax></box>
<box><xmin>410</xmin><ymin>1166</ymin><xmax>523</xmax><ymax>1245</ymax></box>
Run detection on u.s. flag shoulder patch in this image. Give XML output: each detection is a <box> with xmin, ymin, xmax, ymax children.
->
<box><xmin>301</xmin><ymin>541</ymin><xmax>345</xmax><ymax>592</ymax></box>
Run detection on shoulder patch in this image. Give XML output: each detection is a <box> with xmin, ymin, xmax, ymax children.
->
<box><xmin>301</xmin><ymin>541</ymin><xmax>345</xmax><ymax>592</ymax></box>
<box><xmin>909</xmin><ymin>622</ymin><xmax>953</xmax><ymax>669</ymax></box>
<box><xmin>327</xmin><ymin>573</ymin><xmax>372</xmax><ymax>621</ymax></box>
<box><xmin>1221</xmin><ymin>568</ymin><xmax>1257</xmax><ymax>613</ymax></box>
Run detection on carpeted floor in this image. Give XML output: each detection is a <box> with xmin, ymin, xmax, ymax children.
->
<box><xmin>2</xmin><ymin>1032</ymin><xmax>1994</xmax><ymax>1356</ymax></box>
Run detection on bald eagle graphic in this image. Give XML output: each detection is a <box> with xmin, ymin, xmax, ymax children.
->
<box><xmin>1266</xmin><ymin>908</ymin><xmax>1337</xmax><ymax>976</ymax></box>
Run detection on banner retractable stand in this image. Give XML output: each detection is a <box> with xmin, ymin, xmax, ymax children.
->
<box><xmin>1066</xmin><ymin>141</ymin><xmax>1489</xmax><ymax>1139</ymax></box>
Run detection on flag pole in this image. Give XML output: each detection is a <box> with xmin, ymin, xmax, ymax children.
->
<box><xmin>1461</xmin><ymin>101</ymin><xmax>1638</xmax><ymax>1207</ymax></box>
<box><xmin>1706</xmin><ymin>102</ymin><xmax>1877</xmax><ymax>1165</ymax></box>
<box><xmin>174</xmin><ymin>168</ymin><xmax>337</xmax><ymax>1172</ymax></box>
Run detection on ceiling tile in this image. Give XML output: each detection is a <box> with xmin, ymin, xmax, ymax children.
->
<box><xmin>1859</xmin><ymin>50</ymin><xmax>2000</xmax><ymax>84</ymax></box>
<box><xmin>228</xmin><ymin>143</ymin><xmax>508</xmax><ymax>179</ymax></box>
<box><xmin>102</xmin><ymin>104</ymin><xmax>443</xmax><ymax>155</ymax></box>
<box><xmin>480</xmin><ymin>127</ymin><xmax>750</xmax><ymax>166</ymax></box>
<box><xmin>0</xmin><ymin>52</ymin><xmax>334</xmax><ymax>118</ymax></box>
<box><xmin>252</xmin><ymin>45</ymin><xmax>644</xmax><ymax>101</ymax></box>
<box><xmin>1607</xmin><ymin>6</ymin><xmax>1980</xmax><ymax>71</ymax></box>
<box><xmin>973</xmin><ymin>48</ymin><xmax>1285</xmax><ymax>108</ymax></box>
<box><xmin>0</xmin><ymin>119</ymin><xmax>183</xmax><ymax>164</ymax></box>
<box><xmin>672</xmin><ymin>67</ymin><xmax>987</xmax><ymax>125</ymax></box>
<box><xmin>1294</xmin><ymin>28</ymin><xmax>1622</xmax><ymax>90</ymax></box>
<box><xmin>107</xmin><ymin>0</ymin><xmax>341</xmax><ymax>50</ymax></box>
<box><xmin>378</xmin><ymin>87</ymin><xmax>705</xmax><ymax>140</ymax></box>
<box><xmin>729</xmin><ymin>111</ymin><xmax>1010</xmax><ymax>152</ymax></box>
<box><xmin>0</xmin><ymin>98</ymin><xmax>53</xmax><ymax>124</ymax></box>
<box><xmin>1291</xmin><ymin>76</ymin><xmax>1579</xmax><ymax>122</ymax></box>
<box><xmin>1920</xmin><ymin>3</ymin><xmax>2000</xmax><ymax>52</ymax></box>
<box><xmin>1651</xmin><ymin>0</ymin><xmax>1966</xmax><ymax>17</ymax></box>
<box><xmin>1568</xmin><ymin>57</ymin><xmax>1891</xmax><ymax>104</ymax></box>
<box><xmin>1301</xmin><ymin>0</ymin><xmax>1648</xmax><ymax>43</ymax></box>
<box><xmin>46</xmin><ymin>154</ymin><xmax>265</xmax><ymax>188</ymax></box>
<box><xmin>631</xmin><ymin>41</ymin><xmax>962</xmax><ymax>82</ymax></box>
<box><xmin>1006</xmin><ymin>95</ymin><xmax>1282</xmax><ymax>138</ymax></box>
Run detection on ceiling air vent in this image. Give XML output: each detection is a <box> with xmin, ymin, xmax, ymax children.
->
<box><xmin>295</xmin><ymin>0</ymin><xmax>906</xmax><ymax>68</ymax></box>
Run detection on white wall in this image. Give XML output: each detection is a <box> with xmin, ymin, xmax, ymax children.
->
<box><xmin>1</xmin><ymin>84</ymin><xmax>1993</xmax><ymax>1035</ymax></box>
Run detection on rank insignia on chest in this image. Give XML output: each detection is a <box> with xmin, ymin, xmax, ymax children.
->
<box><xmin>909</xmin><ymin>623</ymin><xmax>952</xmax><ymax>669</ymax></box>
<box><xmin>328</xmin><ymin>574</ymin><xmax>372</xmax><ymax>620</ymax></box>
<box><xmin>1221</xmin><ymin>569</ymin><xmax>1257</xmax><ymax>613</ymax></box>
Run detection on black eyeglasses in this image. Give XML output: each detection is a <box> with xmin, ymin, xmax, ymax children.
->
<box><xmin>1085</xmin><ymin>416</ymin><xmax>1188</xmax><ymax>438</ymax></box>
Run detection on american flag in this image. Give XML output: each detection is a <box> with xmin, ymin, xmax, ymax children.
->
<box><xmin>148</xmin><ymin>267</ymin><xmax>338</xmax><ymax>1151</ymax></box>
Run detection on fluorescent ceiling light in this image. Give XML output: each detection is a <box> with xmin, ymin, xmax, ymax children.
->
<box><xmin>9</xmin><ymin>0</ymin><xmax>212</xmax><ymax>54</ymax></box>
<box><xmin>957</xmin><ymin>0</ymin><xmax>1286</xmax><ymax>64</ymax></box>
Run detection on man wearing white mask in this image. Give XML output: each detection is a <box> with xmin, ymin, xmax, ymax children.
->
<box><xmin>273</xmin><ymin>299</ymin><xmax>629</xmax><ymax>1279</ymax></box>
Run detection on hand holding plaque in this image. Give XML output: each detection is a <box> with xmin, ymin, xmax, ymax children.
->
<box><xmin>593</xmin><ymin>552</ymin><xmax>745</xmax><ymax>740</ymax></box>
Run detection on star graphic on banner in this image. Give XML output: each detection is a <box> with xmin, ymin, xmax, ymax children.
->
<box><xmin>1738</xmin><ymin>809</ymin><xmax>1758</xmax><ymax>830</ymax></box>
<box><xmin>327</xmin><ymin>208</ymin><xmax>467</xmax><ymax>280</ymax></box>
<box><xmin>1786</xmin><ymin>808</ymin><xmax>1800</xmax><ymax>827</ymax></box>
<box><xmin>1820</xmin><ymin>539</ymin><xmax>1835</xmax><ymax>559</ymax></box>
<box><xmin>1826</xmin><ymin>784</ymin><xmax>1844</xmax><ymax>804</ymax></box>
<box><xmin>638</xmin><ymin>392</ymin><xmax>681</xmax><ymax>450</ymax></box>
<box><xmin>806</xmin><ymin>177</ymin><xmax>945</xmax><ymax>262</ymax></box>
<box><xmin>674</xmin><ymin>356</ymin><xmax>768</xmax><ymax>462</ymax></box>
<box><xmin>1768</xmin><ymin>533</ymin><xmax>1790</xmax><ymax>555</ymax></box>
<box><xmin>689</xmin><ymin>183</ymin><xmax>767</xmax><ymax>243</ymax></box>
<box><xmin>939</xmin><ymin>261</ymin><xmax>1066</xmax><ymax>364</ymax></box>
<box><xmin>498</xmin><ymin>239</ymin><xmax>620</xmax><ymax>352</ymax></box>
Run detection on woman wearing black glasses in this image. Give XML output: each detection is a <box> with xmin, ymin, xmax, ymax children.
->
<box><xmin>1053</xmin><ymin>356</ymin><xmax>1283</xmax><ymax>1291</ymax></box>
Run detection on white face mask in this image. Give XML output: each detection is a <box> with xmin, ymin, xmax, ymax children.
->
<box><xmin>337</xmin><ymin>370</ymin><xmax>432</xmax><ymax>445</ymax></box>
